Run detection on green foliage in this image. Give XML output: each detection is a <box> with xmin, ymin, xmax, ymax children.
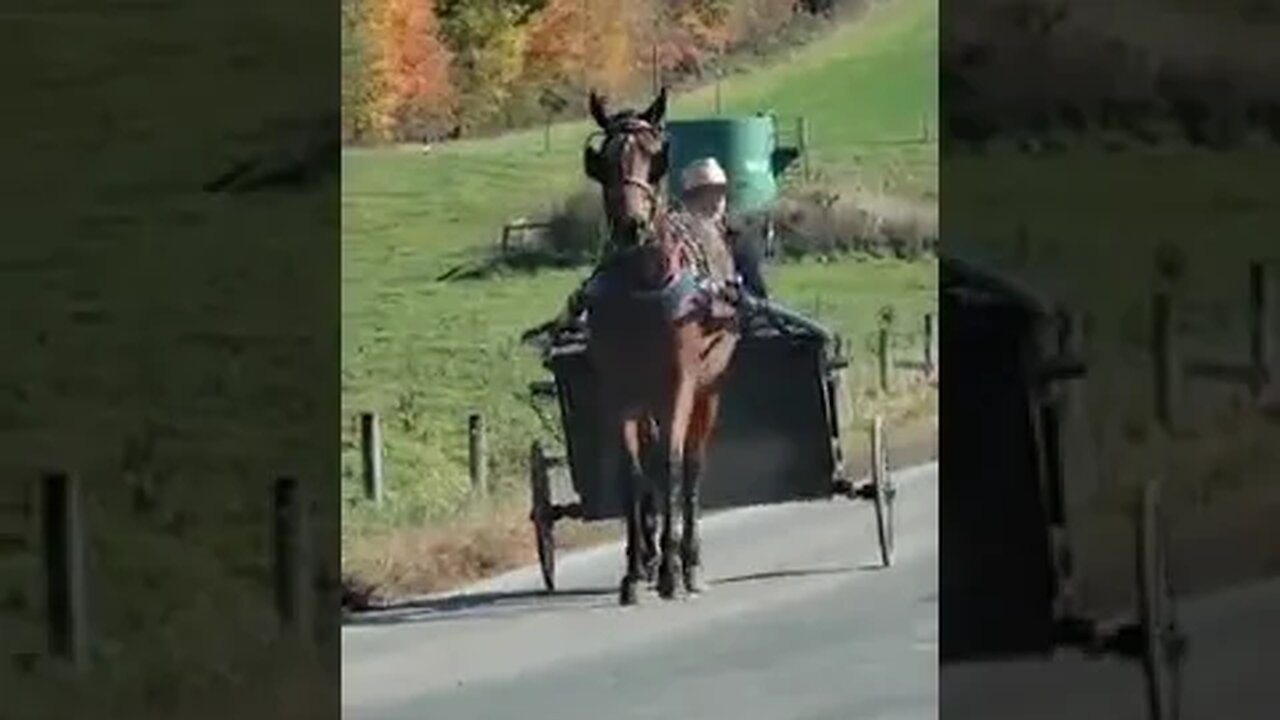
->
<box><xmin>342</xmin><ymin>0</ymin><xmax>375</xmax><ymax>141</ymax></box>
<box><xmin>436</xmin><ymin>0</ymin><xmax>548</xmax><ymax>28</ymax></box>
<box><xmin>446</xmin><ymin>0</ymin><xmax>530</xmax><ymax>133</ymax></box>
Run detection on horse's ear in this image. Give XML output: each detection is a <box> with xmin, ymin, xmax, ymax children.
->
<box><xmin>588</xmin><ymin>91</ymin><xmax>610</xmax><ymax>129</ymax></box>
<box><xmin>583</xmin><ymin>145</ymin><xmax>605</xmax><ymax>183</ymax></box>
<box><xmin>640</xmin><ymin>87</ymin><xmax>668</xmax><ymax>126</ymax></box>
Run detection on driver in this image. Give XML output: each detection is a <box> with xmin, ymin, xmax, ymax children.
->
<box><xmin>526</xmin><ymin>156</ymin><xmax>831</xmax><ymax>343</ymax></box>
<box><xmin>529</xmin><ymin>157</ymin><xmax>768</xmax><ymax>339</ymax></box>
<box><xmin>674</xmin><ymin>158</ymin><xmax>770</xmax><ymax>300</ymax></box>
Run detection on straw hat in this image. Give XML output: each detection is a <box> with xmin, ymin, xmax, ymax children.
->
<box><xmin>680</xmin><ymin>157</ymin><xmax>728</xmax><ymax>193</ymax></box>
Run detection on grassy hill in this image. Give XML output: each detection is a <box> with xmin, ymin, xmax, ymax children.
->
<box><xmin>341</xmin><ymin>0</ymin><xmax>940</xmax><ymax>554</ymax></box>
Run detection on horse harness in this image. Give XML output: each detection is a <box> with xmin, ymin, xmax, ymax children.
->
<box><xmin>596</xmin><ymin>120</ymin><xmax>730</xmax><ymax>263</ymax></box>
<box><xmin>586</xmin><ymin>116</ymin><xmax>740</xmax><ymax>320</ymax></box>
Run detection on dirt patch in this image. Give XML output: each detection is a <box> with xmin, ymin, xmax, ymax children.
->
<box><xmin>344</xmin><ymin>411</ymin><xmax>937</xmax><ymax>608</ymax></box>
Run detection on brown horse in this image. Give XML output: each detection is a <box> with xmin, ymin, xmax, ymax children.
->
<box><xmin>581</xmin><ymin>89</ymin><xmax>741</xmax><ymax>605</ymax></box>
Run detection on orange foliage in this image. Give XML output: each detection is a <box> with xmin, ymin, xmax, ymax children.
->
<box><xmin>524</xmin><ymin>0</ymin><xmax>639</xmax><ymax>97</ymax></box>
<box><xmin>345</xmin><ymin>0</ymin><xmax>803</xmax><ymax>141</ymax></box>
<box><xmin>367</xmin><ymin>0</ymin><xmax>456</xmax><ymax>140</ymax></box>
<box><xmin>654</xmin><ymin>4</ymin><xmax>733</xmax><ymax>79</ymax></box>
<box><xmin>523</xmin><ymin>0</ymin><xmax>585</xmax><ymax>85</ymax></box>
<box><xmin>728</xmin><ymin>0</ymin><xmax>797</xmax><ymax>44</ymax></box>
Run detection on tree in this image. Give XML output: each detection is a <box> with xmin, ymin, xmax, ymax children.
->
<box><xmin>523</xmin><ymin>0</ymin><xmax>584</xmax><ymax>89</ymax></box>
<box><xmin>443</xmin><ymin>0</ymin><xmax>530</xmax><ymax>131</ymax></box>
<box><xmin>366</xmin><ymin>0</ymin><xmax>457</xmax><ymax>141</ymax></box>
<box><xmin>343</xmin><ymin>0</ymin><xmax>377</xmax><ymax>141</ymax></box>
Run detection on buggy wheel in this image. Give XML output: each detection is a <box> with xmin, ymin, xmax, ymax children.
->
<box><xmin>870</xmin><ymin>417</ymin><xmax>895</xmax><ymax>567</ymax></box>
<box><xmin>1136</xmin><ymin>478</ymin><xmax>1183</xmax><ymax>720</ymax></box>
<box><xmin>530</xmin><ymin>441</ymin><xmax>556</xmax><ymax>592</ymax></box>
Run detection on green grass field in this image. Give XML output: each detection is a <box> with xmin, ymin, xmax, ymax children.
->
<box><xmin>341</xmin><ymin>0</ymin><xmax>940</xmax><ymax>552</ymax></box>
<box><xmin>1</xmin><ymin>4</ymin><xmax>339</xmax><ymax>717</ymax></box>
<box><xmin>944</xmin><ymin>143</ymin><xmax>1280</xmax><ymax>612</ymax></box>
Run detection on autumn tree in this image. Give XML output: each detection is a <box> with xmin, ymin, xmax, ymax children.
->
<box><xmin>522</xmin><ymin>0</ymin><xmax>584</xmax><ymax>91</ymax></box>
<box><xmin>343</xmin><ymin>0</ymin><xmax>376</xmax><ymax>141</ymax></box>
<box><xmin>364</xmin><ymin>0</ymin><xmax>457</xmax><ymax>141</ymax></box>
<box><xmin>341</xmin><ymin>0</ymin><xmax>812</xmax><ymax>143</ymax></box>
<box><xmin>728</xmin><ymin>0</ymin><xmax>798</xmax><ymax>47</ymax></box>
<box><xmin>441</xmin><ymin>0</ymin><xmax>531</xmax><ymax>131</ymax></box>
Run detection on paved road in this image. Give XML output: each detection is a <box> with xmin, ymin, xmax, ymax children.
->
<box><xmin>943</xmin><ymin>571</ymin><xmax>1280</xmax><ymax>719</ymax></box>
<box><xmin>343</xmin><ymin>463</ymin><xmax>939</xmax><ymax>720</ymax></box>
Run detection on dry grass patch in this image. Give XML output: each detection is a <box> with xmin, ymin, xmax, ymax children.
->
<box><xmin>770</xmin><ymin>184</ymin><xmax>938</xmax><ymax>260</ymax></box>
<box><xmin>343</xmin><ymin>492</ymin><xmax>615</xmax><ymax>606</ymax></box>
<box><xmin>343</xmin><ymin>400</ymin><xmax>937</xmax><ymax>608</ymax></box>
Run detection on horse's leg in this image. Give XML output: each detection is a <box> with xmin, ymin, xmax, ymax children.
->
<box><xmin>681</xmin><ymin>390</ymin><xmax>719</xmax><ymax>595</ymax></box>
<box><xmin>640</xmin><ymin>492</ymin><xmax>659</xmax><ymax>584</ymax></box>
<box><xmin>619</xmin><ymin>416</ymin><xmax>645</xmax><ymax>606</ymax></box>
<box><xmin>639</xmin><ymin>419</ymin><xmax>659</xmax><ymax>584</ymax></box>
<box><xmin>658</xmin><ymin>372</ymin><xmax>697</xmax><ymax>600</ymax></box>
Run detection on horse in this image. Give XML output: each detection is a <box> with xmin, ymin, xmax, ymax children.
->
<box><xmin>580</xmin><ymin>88</ymin><xmax>742</xmax><ymax>605</ymax></box>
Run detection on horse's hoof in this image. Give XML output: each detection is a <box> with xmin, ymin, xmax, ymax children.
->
<box><xmin>657</xmin><ymin>566</ymin><xmax>679</xmax><ymax>600</ymax></box>
<box><xmin>683</xmin><ymin>567</ymin><xmax>707</xmax><ymax>595</ymax></box>
<box><xmin>619</xmin><ymin>580</ymin><xmax>638</xmax><ymax>606</ymax></box>
<box><xmin>642</xmin><ymin>556</ymin><xmax>659</xmax><ymax>583</ymax></box>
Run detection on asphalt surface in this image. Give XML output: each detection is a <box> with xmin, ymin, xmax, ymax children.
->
<box><xmin>943</xmin><ymin>570</ymin><xmax>1280</xmax><ymax>720</ymax></box>
<box><xmin>342</xmin><ymin>463</ymin><xmax>940</xmax><ymax>720</ymax></box>
<box><xmin>343</xmin><ymin>453</ymin><xmax>1280</xmax><ymax>720</ymax></box>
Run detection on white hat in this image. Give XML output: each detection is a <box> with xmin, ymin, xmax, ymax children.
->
<box><xmin>681</xmin><ymin>157</ymin><xmax>728</xmax><ymax>192</ymax></box>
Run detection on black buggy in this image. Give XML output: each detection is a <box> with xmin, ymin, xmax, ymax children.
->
<box><xmin>522</xmin><ymin>305</ymin><xmax>899</xmax><ymax>593</ymax></box>
<box><xmin>940</xmin><ymin>255</ymin><xmax>1186</xmax><ymax>720</ymax></box>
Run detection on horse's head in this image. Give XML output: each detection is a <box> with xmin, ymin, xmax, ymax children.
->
<box><xmin>583</xmin><ymin>89</ymin><xmax>670</xmax><ymax>249</ymax></box>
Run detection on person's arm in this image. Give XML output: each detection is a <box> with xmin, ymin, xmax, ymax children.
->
<box><xmin>728</xmin><ymin>225</ymin><xmax>769</xmax><ymax>300</ymax></box>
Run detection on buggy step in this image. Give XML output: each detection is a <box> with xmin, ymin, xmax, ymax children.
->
<box><xmin>1097</xmin><ymin>622</ymin><xmax>1146</xmax><ymax>659</ymax></box>
<box><xmin>1053</xmin><ymin>617</ymin><xmax>1183</xmax><ymax>662</ymax></box>
<box><xmin>529</xmin><ymin>381</ymin><xmax>557</xmax><ymax>398</ymax></box>
<box><xmin>532</xmin><ymin>503</ymin><xmax>583</xmax><ymax>524</ymax></box>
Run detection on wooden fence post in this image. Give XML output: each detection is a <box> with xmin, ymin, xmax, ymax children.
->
<box><xmin>469</xmin><ymin>414</ymin><xmax>488</xmax><ymax>497</ymax></box>
<box><xmin>359</xmin><ymin>412</ymin><xmax>383</xmax><ymax>504</ymax></box>
<box><xmin>797</xmin><ymin>116</ymin><xmax>811</xmax><ymax>182</ymax></box>
<box><xmin>1248</xmin><ymin>261</ymin><xmax>1274</xmax><ymax>395</ymax></box>
<box><xmin>878</xmin><ymin>324</ymin><xmax>893</xmax><ymax>393</ymax></box>
<box><xmin>715</xmin><ymin>66</ymin><xmax>723</xmax><ymax>115</ymax></box>
<box><xmin>923</xmin><ymin>312</ymin><xmax>937</xmax><ymax>376</ymax></box>
<box><xmin>1152</xmin><ymin>291</ymin><xmax>1180</xmax><ymax>432</ymax></box>
<box><xmin>272</xmin><ymin>477</ymin><xmax>309</xmax><ymax>634</ymax></box>
<box><xmin>42</xmin><ymin>472</ymin><xmax>87</xmax><ymax>668</ymax></box>
<box><xmin>870</xmin><ymin>415</ymin><xmax>885</xmax><ymax>484</ymax></box>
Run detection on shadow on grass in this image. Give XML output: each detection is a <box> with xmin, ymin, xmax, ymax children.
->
<box><xmin>436</xmin><ymin>249</ymin><xmax>587</xmax><ymax>282</ymax></box>
<box><xmin>343</xmin><ymin>587</ymin><xmax>616</xmax><ymax>627</ymax></box>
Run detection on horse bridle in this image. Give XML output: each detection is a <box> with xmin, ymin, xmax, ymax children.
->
<box><xmin>587</xmin><ymin>116</ymin><xmax>743</xmax><ymax>303</ymax></box>
<box><xmin>587</xmin><ymin>119</ymin><xmax>666</xmax><ymax>237</ymax></box>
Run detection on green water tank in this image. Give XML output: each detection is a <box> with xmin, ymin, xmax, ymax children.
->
<box><xmin>666</xmin><ymin>115</ymin><xmax>800</xmax><ymax>214</ymax></box>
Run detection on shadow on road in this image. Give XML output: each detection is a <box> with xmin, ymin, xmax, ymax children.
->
<box><xmin>344</xmin><ymin>565</ymin><xmax>875</xmax><ymax>627</ymax></box>
<box><xmin>711</xmin><ymin>564</ymin><xmax>868</xmax><ymax>587</ymax></box>
<box><xmin>343</xmin><ymin>587</ymin><xmax>616</xmax><ymax>627</ymax></box>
